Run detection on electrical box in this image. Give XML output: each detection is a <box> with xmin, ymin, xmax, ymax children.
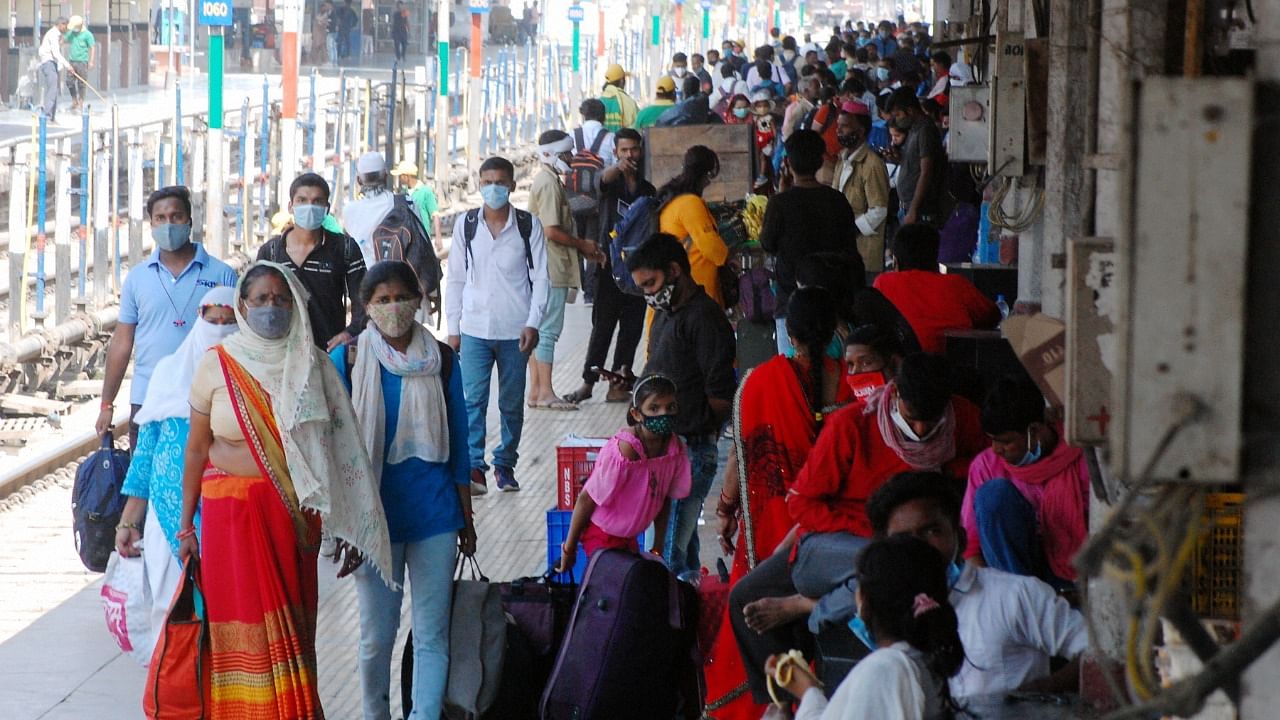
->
<box><xmin>1111</xmin><ymin>77</ymin><xmax>1252</xmax><ymax>484</ymax></box>
<box><xmin>948</xmin><ymin>86</ymin><xmax>990</xmax><ymax>163</ymax></box>
<box><xmin>990</xmin><ymin>31</ymin><xmax>1026</xmax><ymax>177</ymax></box>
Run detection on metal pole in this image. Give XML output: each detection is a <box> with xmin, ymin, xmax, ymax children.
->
<box><xmin>258</xmin><ymin>75</ymin><xmax>269</xmax><ymax>240</ymax></box>
<box><xmin>467</xmin><ymin>11</ymin><xmax>483</xmax><ymax>181</ymax></box>
<box><xmin>92</xmin><ymin>140</ymin><xmax>109</xmax><ymax>308</ymax></box>
<box><xmin>8</xmin><ymin>162</ymin><xmax>26</xmax><ymax>337</ymax></box>
<box><xmin>35</xmin><ymin>112</ymin><xmax>47</xmax><ymax>322</ymax></box>
<box><xmin>333</xmin><ymin>71</ymin><xmax>346</xmax><ymax>200</ymax></box>
<box><xmin>306</xmin><ymin>69</ymin><xmax>317</xmax><ymax>165</ymax></box>
<box><xmin>127</xmin><ymin>128</ymin><xmax>143</xmax><ymax>266</ymax></box>
<box><xmin>206</xmin><ymin>26</ymin><xmax>226</xmax><ymax>258</ymax></box>
<box><xmin>385</xmin><ymin>63</ymin><xmax>397</xmax><ymax>163</ymax></box>
<box><xmin>433</xmin><ymin>0</ymin><xmax>449</xmax><ymax>203</ymax></box>
<box><xmin>238</xmin><ymin>97</ymin><xmax>250</xmax><ymax>252</ymax></box>
<box><xmin>54</xmin><ymin>138</ymin><xmax>71</xmax><ymax>323</ymax></box>
<box><xmin>279</xmin><ymin>0</ymin><xmax>300</xmax><ymax>205</ymax></box>
<box><xmin>110</xmin><ymin>105</ymin><xmax>120</xmax><ymax>288</ymax></box>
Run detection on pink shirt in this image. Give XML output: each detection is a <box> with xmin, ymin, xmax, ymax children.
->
<box><xmin>585</xmin><ymin>429</ymin><xmax>692</xmax><ymax>538</ymax></box>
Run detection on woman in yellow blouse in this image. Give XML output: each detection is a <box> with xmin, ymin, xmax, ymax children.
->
<box><xmin>656</xmin><ymin>146</ymin><xmax>730</xmax><ymax>307</ymax></box>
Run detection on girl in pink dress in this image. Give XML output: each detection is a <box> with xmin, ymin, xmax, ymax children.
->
<box><xmin>556</xmin><ymin>375</ymin><xmax>692</xmax><ymax>571</ymax></box>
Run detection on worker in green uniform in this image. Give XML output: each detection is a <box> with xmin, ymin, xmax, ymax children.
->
<box><xmin>393</xmin><ymin>160</ymin><xmax>442</xmax><ymax>244</ymax></box>
<box><xmin>634</xmin><ymin>76</ymin><xmax>678</xmax><ymax>129</ymax></box>
<box><xmin>65</xmin><ymin>15</ymin><xmax>96</xmax><ymax>111</ymax></box>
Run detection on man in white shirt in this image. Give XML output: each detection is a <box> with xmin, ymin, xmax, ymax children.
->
<box><xmin>865</xmin><ymin>471</ymin><xmax>1087</xmax><ymax>698</ymax></box>
<box><xmin>342</xmin><ymin>151</ymin><xmax>397</xmax><ymax>266</ymax></box>
<box><xmin>446</xmin><ymin>156</ymin><xmax>550</xmax><ymax>494</ymax></box>
<box><xmin>574</xmin><ymin>98</ymin><xmax>616</xmax><ymax>167</ymax></box>
<box><xmin>38</xmin><ymin>17</ymin><xmax>72</xmax><ymax>121</ymax></box>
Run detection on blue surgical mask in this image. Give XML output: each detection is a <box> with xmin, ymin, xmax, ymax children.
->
<box><xmin>152</xmin><ymin>223</ymin><xmax>192</xmax><ymax>252</ymax></box>
<box><xmin>733</xmin><ymin>107</ymin><xmax>750</xmax><ymax>119</ymax></box>
<box><xmin>848</xmin><ymin>612</ymin><xmax>877</xmax><ymax>651</ymax></box>
<box><xmin>480</xmin><ymin>184</ymin><xmax>510</xmax><ymax>210</ymax></box>
<box><xmin>1013</xmin><ymin>427</ymin><xmax>1044</xmax><ymax>467</ymax></box>
<box><xmin>875</xmin><ymin>67</ymin><xmax>891</xmax><ymax>82</ymax></box>
<box><xmin>293</xmin><ymin>204</ymin><xmax>327</xmax><ymax>230</ymax></box>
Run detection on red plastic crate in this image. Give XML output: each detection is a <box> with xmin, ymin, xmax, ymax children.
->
<box><xmin>556</xmin><ymin>436</ymin><xmax>609</xmax><ymax>510</ymax></box>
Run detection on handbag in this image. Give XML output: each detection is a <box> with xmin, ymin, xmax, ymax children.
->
<box><xmin>101</xmin><ymin>550</ymin><xmax>155</xmax><ymax>667</ymax></box>
<box><xmin>143</xmin><ymin>559</ymin><xmax>210</xmax><ymax>720</ymax></box>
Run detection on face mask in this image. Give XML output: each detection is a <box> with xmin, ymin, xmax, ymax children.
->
<box><xmin>856</xmin><ymin>37</ymin><xmax>871</xmax><ymax>48</ymax></box>
<box><xmin>837</xmin><ymin>133</ymin><xmax>861</xmax><ymax>149</ymax></box>
<box><xmin>848</xmin><ymin>611</ymin><xmax>877</xmax><ymax>651</ymax></box>
<box><xmin>293</xmin><ymin>204</ymin><xmax>326</xmax><ymax>230</ymax></box>
<box><xmin>152</xmin><ymin>223</ymin><xmax>192</xmax><ymax>252</ymax></box>
<box><xmin>875</xmin><ymin>67</ymin><xmax>891</xmax><ymax>82</ymax></box>
<box><xmin>732</xmin><ymin>107</ymin><xmax>750</xmax><ymax>119</ymax></box>
<box><xmin>368</xmin><ymin>299</ymin><xmax>420</xmax><ymax>338</ymax></box>
<box><xmin>480</xmin><ymin>183</ymin><xmax>510</xmax><ymax>210</ymax></box>
<box><xmin>641</xmin><ymin>413</ymin><xmax>676</xmax><ymax>436</ymax></box>
<box><xmin>890</xmin><ymin>399</ymin><xmax>923</xmax><ymax>442</ymax></box>
<box><xmin>672</xmin><ymin>66</ymin><xmax>687</xmax><ymax>77</ymax></box>
<box><xmin>644</xmin><ymin>282</ymin><xmax>676</xmax><ymax>312</ymax></box>
<box><xmin>246</xmin><ymin>305</ymin><xmax>291</xmax><ymax>340</ymax></box>
<box><xmin>1013</xmin><ymin>427</ymin><xmax>1044</xmax><ymax>466</ymax></box>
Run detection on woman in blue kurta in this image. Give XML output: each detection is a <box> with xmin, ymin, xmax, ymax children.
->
<box><xmin>115</xmin><ymin>286</ymin><xmax>238</xmax><ymax>638</ymax></box>
<box><xmin>331</xmin><ymin>260</ymin><xmax>476</xmax><ymax>720</ymax></box>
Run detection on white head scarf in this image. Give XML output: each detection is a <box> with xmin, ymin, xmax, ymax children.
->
<box><xmin>220</xmin><ymin>260</ymin><xmax>395</xmax><ymax>587</ymax></box>
<box><xmin>134</xmin><ymin>287</ymin><xmax>239</xmax><ymax>426</ymax></box>
<box><xmin>538</xmin><ymin>134</ymin><xmax>575</xmax><ymax>173</ymax></box>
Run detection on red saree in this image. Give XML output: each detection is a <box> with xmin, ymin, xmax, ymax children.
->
<box><xmin>201</xmin><ymin>347</ymin><xmax>323</xmax><ymax>719</ymax></box>
<box><xmin>703</xmin><ymin>355</ymin><xmax>851</xmax><ymax>719</ymax></box>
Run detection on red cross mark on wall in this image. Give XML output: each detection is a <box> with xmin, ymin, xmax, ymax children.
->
<box><xmin>1087</xmin><ymin>406</ymin><xmax>1111</xmax><ymax>436</ymax></box>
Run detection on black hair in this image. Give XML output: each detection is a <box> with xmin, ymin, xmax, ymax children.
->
<box><xmin>615</xmin><ymin>127</ymin><xmax>643</xmax><ymax>145</ymax></box>
<box><xmin>856</xmin><ymin>535</ymin><xmax>965</xmax><ymax>681</ymax></box>
<box><xmin>846</xmin><ymin>323</ymin><xmax>904</xmax><ymax>360</ymax></box>
<box><xmin>145</xmin><ymin>186</ymin><xmax>193</xmax><ymax>218</ymax></box>
<box><xmin>624</xmin><ymin>233</ymin><xmax>691</xmax><ymax>275</ymax></box>
<box><xmin>579</xmin><ymin>98</ymin><xmax>606</xmax><ymax>122</ymax></box>
<box><xmin>682</xmin><ymin>75</ymin><xmax>702</xmax><ymax>98</ymax></box>
<box><xmin>672</xmin><ymin>52</ymin><xmax>688</xmax><ymax>63</ymax></box>
<box><xmin>855</xmin><ymin>47</ymin><xmax>870</xmax><ymax>63</ymax></box>
<box><xmin>795</xmin><ymin>251</ymin><xmax>866</xmax><ymax>324</ymax></box>
<box><xmin>691</xmin><ymin>53</ymin><xmax>704</xmax><ymax>62</ymax></box>
<box><xmin>478</xmin><ymin>156</ymin><xmax>515</xmax><ymax>181</ymax></box>
<box><xmin>241</xmin><ymin>264</ymin><xmax>287</xmax><ymax>299</ymax></box>
<box><xmin>893</xmin><ymin>223</ymin><xmax>941</xmax><ymax>271</ymax></box>
<box><xmin>786</xmin><ymin>287</ymin><xmax>838</xmax><ymax>416</ymax></box>
<box><xmin>782</xmin><ymin>35</ymin><xmax>798</xmax><ymax>51</ymax></box>
<box><xmin>841</xmin><ymin>42</ymin><xmax>857</xmax><ymax>57</ymax></box>
<box><xmin>538</xmin><ymin>129</ymin><xmax>569</xmax><ymax>145</ymax></box>
<box><xmin>841</xmin><ymin>110</ymin><xmax>873</xmax><ymax>135</ymax></box>
<box><xmin>720</xmin><ymin>62</ymin><xmax>737</xmax><ymax>79</ymax></box>
<box><xmin>887</xmin><ymin>86</ymin><xmax>922</xmax><ymax>113</ymax></box>
<box><xmin>754</xmin><ymin>58</ymin><xmax>774</xmax><ymax>80</ymax></box>
<box><xmin>867</xmin><ymin>471</ymin><xmax>962</xmax><ymax>537</ymax></box>
<box><xmin>895</xmin><ymin>353</ymin><xmax>952</xmax><ymax>422</ymax></box>
<box><xmin>359</xmin><ymin>260</ymin><xmax>424</xmax><ymax>305</ymax></box>
<box><xmin>931</xmin><ymin>50</ymin><xmax>952</xmax><ymax>67</ymax></box>
<box><xmin>655</xmin><ymin>145</ymin><xmax>719</xmax><ymax>205</ymax></box>
<box><xmin>627</xmin><ymin>374</ymin><xmax>679</xmax><ymax>426</ymax></box>
<box><xmin>784</xmin><ymin>130</ymin><xmax>825</xmax><ymax>176</ymax></box>
<box><xmin>841</xmin><ymin>76</ymin><xmax>868</xmax><ymax>96</ymax></box>
<box><xmin>981</xmin><ymin>374</ymin><xmax>1046</xmax><ymax>436</ymax></box>
<box><xmin>288</xmin><ymin>172</ymin><xmax>331</xmax><ymax>205</ymax></box>
<box><xmin>769</xmin><ymin>27</ymin><xmax>780</xmax><ymax>38</ymax></box>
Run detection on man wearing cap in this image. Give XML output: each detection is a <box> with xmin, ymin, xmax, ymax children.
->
<box><xmin>634</xmin><ymin>76</ymin><xmax>677</xmax><ymax>129</ymax></box>
<box><xmin>343</xmin><ymin>151</ymin><xmax>398</xmax><ymax>265</ymax></box>
<box><xmin>832</xmin><ymin>100</ymin><xmax>891</xmax><ymax>271</ymax></box>
<box><xmin>598</xmin><ymin>63</ymin><xmax>638</xmax><ymax>131</ymax></box>
<box><xmin>65</xmin><ymin>16</ymin><xmax>95</xmax><ymax>112</ymax></box>
<box><xmin>393</xmin><ymin>159</ymin><xmax>442</xmax><ymax>243</ymax></box>
<box><xmin>38</xmin><ymin>17</ymin><xmax>71</xmax><ymax>121</ymax></box>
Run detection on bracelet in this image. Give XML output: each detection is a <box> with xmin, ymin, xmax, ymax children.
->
<box><xmin>115</xmin><ymin>522</ymin><xmax>140</xmax><ymax>532</ymax></box>
<box><xmin>100</xmin><ymin>401</ymin><xmax>114</xmax><ymax>411</ymax></box>
<box><xmin>176</xmin><ymin>527</ymin><xmax>197</xmax><ymax>540</ymax></box>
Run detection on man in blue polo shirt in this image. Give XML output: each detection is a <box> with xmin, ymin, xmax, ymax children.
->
<box><xmin>95</xmin><ymin>186</ymin><xmax>238</xmax><ymax>449</ymax></box>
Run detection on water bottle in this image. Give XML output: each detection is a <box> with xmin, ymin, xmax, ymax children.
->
<box><xmin>996</xmin><ymin>294</ymin><xmax>1010</xmax><ymax>320</ymax></box>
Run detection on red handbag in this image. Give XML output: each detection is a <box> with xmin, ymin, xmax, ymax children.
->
<box><xmin>143</xmin><ymin>559</ymin><xmax>211</xmax><ymax>719</ymax></box>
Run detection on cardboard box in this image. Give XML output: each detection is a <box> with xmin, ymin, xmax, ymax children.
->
<box><xmin>1002</xmin><ymin>313</ymin><xmax>1066</xmax><ymax>408</ymax></box>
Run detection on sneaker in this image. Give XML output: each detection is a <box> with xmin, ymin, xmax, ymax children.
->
<box><xmin>470</xmin><ymin>468</ymin><xmax>488</xmax><ymax>496</ymax></box>
<box><xmin>494</xmin><ymin>465</ymin><xmax>520</xmax><ymax>492</ymax></box>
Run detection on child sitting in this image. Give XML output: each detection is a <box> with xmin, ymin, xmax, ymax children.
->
<box><xmin>556</xmin><ymin>375</ymin><xmax>691</xmax><ymax>571</ymax></box>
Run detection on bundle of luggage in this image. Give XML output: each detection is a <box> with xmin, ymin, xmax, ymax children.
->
<box><xmin>404</xmin><ymin>549</ymin><xmax>707</xmax><ymax>720</ymax></box>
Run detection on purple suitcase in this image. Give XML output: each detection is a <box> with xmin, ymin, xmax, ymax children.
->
<box><xmin>539</xmin><ymin>550</ymin><xmax>701</xmax><ymax>720</ymax></box>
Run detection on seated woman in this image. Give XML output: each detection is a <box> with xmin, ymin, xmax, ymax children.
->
<box><xmin>116</xmin><ymin>287</ymin><xmax>237</xmax><ymax>653</ymax></box>
<box><xmin>331</xmin><ymin>260</ymin><xmax>476</xmax><ymax>720</ymax></box>
<box><xmin>764</xmin><ymin>535</ymin><xmax>965</xmax><ymax>719</ymax></box>
<box><xmin>179</xmin><ymin>261</ymin><xmax>392</xmax><ymax>718</ymax></box>
<box><xmin>962</xmin><ymin>375</ymin><xmax>1088</xmax><ymax>590</ymax></box>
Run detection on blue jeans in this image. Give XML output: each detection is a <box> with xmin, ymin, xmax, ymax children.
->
<box><xmin>460</xmin><ymin>334</ymin><xmax>528</xmax><ymax>471</ymax></box>
<box><xmin>664</xmin><ymin>436</ymin><xmax>719</xmax><ymax>580</ymax></box>
<box><xmin>974</xmin><ymin>478</ymin><xmax>1071</xmax><ymax>590</ymax></box>
<box><xmin>795</xmin><ymin>532</ymin><xmax>872</xmax><ymax>632</ymax></box>
<box><xmin>354</xmin><ymin>531</ymin><xmax>457</xmax><ymax>720</ymax></box>
<box><xmin>535</xmin><ymin>287</ymin><xmax>569</xmax><ymax>364</ymax></box>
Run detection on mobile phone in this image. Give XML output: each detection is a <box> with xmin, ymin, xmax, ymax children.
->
<box><xmin>591</xmin><ymin>366</ymin><xmax>627</xmax><ymax>384</ymax></box>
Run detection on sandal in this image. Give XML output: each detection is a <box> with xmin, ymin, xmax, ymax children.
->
<box><xmin>562</xmin><ymin>387</ymin><xmax>593</xmax><ymax>404</ymax></box>
<box><xmin>530</xmin><ymin>399</ymin><xmax>580</xmax><ymax>411</ymax></box>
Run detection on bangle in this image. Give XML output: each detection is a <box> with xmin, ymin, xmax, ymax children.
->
<box><xmin>176</xmin><ymin>527</ymin><xmax>197</xmax><ymax>540</ymax></box>
<box><xmin>115</xmin><ymin>522</ymin><xmax>140</xmax><ymax>531</ymax></box>
<box><xmin>100</xmin><ymin>401</ymin><xmax>114</xmax><ymax>411</ymax></box>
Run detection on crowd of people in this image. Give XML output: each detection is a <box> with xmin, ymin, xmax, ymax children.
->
<box><xmin>95</xmin><ymin>16</ymin><xmax>1093</xmax><ymax>720</ymax></box>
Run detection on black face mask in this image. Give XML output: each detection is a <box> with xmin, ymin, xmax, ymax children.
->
<box><xmin>837</xmin><ymin>133</ymin><xmax>861</xmax><ymax>149</ymax></box>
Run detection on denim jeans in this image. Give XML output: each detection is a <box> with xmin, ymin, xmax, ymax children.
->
<box><xmin>460</xmin><ymin>334</ymin><xmax>528</xmax><ymax>471</ymax></box>
<box><xmin>354</xmin><ymin>531</ymin><xmax>457</xmax><ymax>720</ymax></box>
<box><xmin>794</xmin><ymin>532</ymin><xmax>871</xmax><ymax>632</ymax></box>
<box><xmin>664</xmin><ymin>436</ymin><xmax>719</xmax><ymax>579</ymax></box>
<box><xmin>974</xmin><ymin>477</ymin><xmax>1071</xmax><ymax>590</ymax></box>
<box><xmin>536</xmin><ymin>287</ymin><xmax>569</xmax><ymax>364</ymax></box>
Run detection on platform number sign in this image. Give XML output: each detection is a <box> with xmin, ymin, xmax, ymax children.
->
<box><xmin>468</xmin><ymin>0</ymin><xmax>490</xmax><ymax>14</ymax></box>
<box><xmin>198</xmin><ymin>0</ymin><xmax>233</xmax><ymax>26</ymax></box>
<box><xmin>699</xmin><ymin>0</ymin><xmax>712</xmax><ymax>8</ymax></box>
<box><xmin>567</xmin><ymin>4</ymin><xmax>584</xmax><ymax>22</ymax></box>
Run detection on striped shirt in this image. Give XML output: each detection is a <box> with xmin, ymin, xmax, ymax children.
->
<box><xmin>256</xmin><ymin>228</ymin><xmax>367</xmax><ymax>346</ymax></box>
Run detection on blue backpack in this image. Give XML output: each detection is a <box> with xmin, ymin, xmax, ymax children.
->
<box><xmin>71</xmin><ymin>431</ymin><xmax>130</xmax><ymax>572</ymax></box>
<box><xmin>609</xmin><ymin>195</ymin><xmax>664</xmax><ymax>296</ymax></box>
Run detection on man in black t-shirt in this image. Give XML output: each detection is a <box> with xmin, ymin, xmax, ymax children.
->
<box><xmin>564</xmin><ymin>128</ymin><xmax>654</xmax><ymax>404</ymax></box>
<box><xmin>886</xmin><ymin>87</ymin><xmax>948</xmax><ymax>226</ymax></box>
<box><xmin>759</xmin><ymin>129</ymin><xmax>860</xmax><ymax>354</ymax></box>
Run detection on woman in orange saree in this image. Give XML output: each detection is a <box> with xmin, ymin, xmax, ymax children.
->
<box><xmin>178</xmin><ymin>262</ymin><xmax>392</xmax><ymax>719</ymax></box>
<box><xmin>704</xmin><ymin>288</ymin><xmax>850</xmax><ymax>719</ymax></box>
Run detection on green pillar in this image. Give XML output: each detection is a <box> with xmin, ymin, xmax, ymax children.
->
<box><xmin>702</xmin><ymin>8</ymin><xmax>709</xmax><ymax>39</ymax></box>
<box><xmin>208</xmin><ymin>30</ymin><xmax>224</xmax><ymax>128</ymax></box>
<box><xmin>438</xmin><ymin>40</ymin><xmax>449</xmax><ymax>96</ymax></box>
<box><xmin>651</xmin><ymin>14</ymin><xmax>660</xmax><ymax>46</ymax></box>
<box><xmin>572</xmin><ymin>21</ymin><xmax>581</xmax><ymax>72</ymax></box>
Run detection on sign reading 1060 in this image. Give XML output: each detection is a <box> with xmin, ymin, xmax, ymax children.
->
<box><xmin>198</xmin><ymin>0</ymin><xmax>234</xmax><ymax>26</ymax></box>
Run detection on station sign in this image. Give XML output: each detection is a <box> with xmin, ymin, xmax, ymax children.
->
<box><xmin>468</xmin><ymin>0</ymin><xmax>490</xmax><ymax>14</ymax></box>
<box><xmin>699</xmin><ymin>0</ymin><xmax>712</xmax><ymax>8</ymax></box>
<box><xmin>197</xmin><ymin>0</ymin><xmax>234</xmax><ymax>26</ymax></box>
<box><xmin>567</xmin><ymin>4</ymin><xmax>584</xmax><ymax>22</ymax></box>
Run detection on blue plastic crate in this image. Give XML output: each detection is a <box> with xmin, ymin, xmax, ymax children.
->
<box><xmin>546</xmin><ymin>508</ymin><xmax>648</xmax><ymax>584</ymax></box>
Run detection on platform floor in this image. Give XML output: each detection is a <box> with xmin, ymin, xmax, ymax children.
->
<box><xmin>0</xmin><ymin>301</ymin><xmax>728</xmax><ymax>720</ymax></box>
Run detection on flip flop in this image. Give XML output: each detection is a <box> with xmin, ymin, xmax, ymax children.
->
<box><xmin>530</xmin><ymin>400</ymin><xmax>580</xmax><ymax>411</ymax></box>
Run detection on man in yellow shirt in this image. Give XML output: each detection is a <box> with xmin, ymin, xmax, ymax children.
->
<box><xmin>634</xmin><ymin>76</ymin><xmax>678</xmax><ymax>129</ymax></box>
<box><xmin>598</xmin><ymin>63</ymin><xmax>639</xmax><ymax>131</ymax></box>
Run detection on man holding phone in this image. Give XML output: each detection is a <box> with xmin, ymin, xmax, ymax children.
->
<box><xmin>564</xmin><ymin>128</ymin><xmax>654</xmax><ymax>404</ymax></box>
